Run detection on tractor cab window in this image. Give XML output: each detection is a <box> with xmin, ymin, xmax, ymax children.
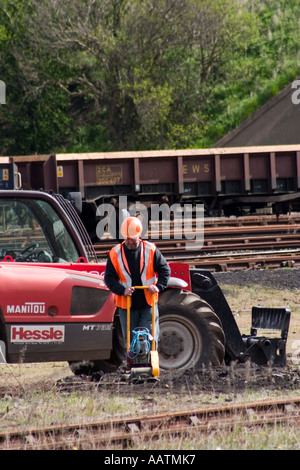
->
<box><xmin>0</xmin><ymin>198</ymin><xmax>80</xmax><ymax>263</ymax></box>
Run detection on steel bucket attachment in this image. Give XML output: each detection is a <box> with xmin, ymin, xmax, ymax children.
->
<box><xmin>242</xmin><ymin>306</ymin><xmax>291</xmax><ymax>366</ymax></box>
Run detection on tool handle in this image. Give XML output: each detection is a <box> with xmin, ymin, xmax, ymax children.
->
<box><xmin>126</xmin><ymin>296</ymin><xmax>131</xmax><ymax>352</ymax></box>
<box><xmin>126</xmin><ymin>285</ymin><xmax>156</xmax><ymax>351</ymax></box>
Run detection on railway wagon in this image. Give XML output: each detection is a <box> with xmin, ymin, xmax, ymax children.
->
<box><xmin>8</xmin><ymin>144</ymin><xmax>300</xmax><ymax>231</ymax></box>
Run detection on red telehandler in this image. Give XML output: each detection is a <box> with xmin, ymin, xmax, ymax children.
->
<box><xmin>0</xmin><ymin>184</ymin><xmax>290</xmax><ymax>376</ymax></box>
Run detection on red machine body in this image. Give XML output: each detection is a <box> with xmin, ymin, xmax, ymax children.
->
<box><xmin>0</xmin><ymin>256</ymin><xmax>191</xmax><ymax>364</ymax></box>
<box><xmin>0</xmin><ymin>182</ymin><xmax>290</xmax><ymax>372</ymax></box>
<box><xmin>1</xmin><ymin>263</ymin><xmax>113</xmax><ymax>362</ymax></box>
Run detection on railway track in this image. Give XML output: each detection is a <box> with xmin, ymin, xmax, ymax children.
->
<box><xmin>1</xmin><ymin>396</ymin><xmax>300</xmax><ymax>450</ymax></box>
<box><xmin>95</xmin><ymin>214</ymin><xmax>300</xmax><ymax>271</ymax></box>
<box><xmin>171</xmin><ymin>249</ymin><xmax>300</xmax><ymax>271</ymax></box>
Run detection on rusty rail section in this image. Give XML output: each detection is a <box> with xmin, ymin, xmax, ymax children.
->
<box><xmin>95</xmin><ymin>215</ymin><xmax>300</xmax><ymax>271</ymax></box>
<box><xmin>1</xmin><ymin>396</ymin><xmax>300</xmax><ymax>450</ymax></box>
<box><xmin>187</xmin><ymin>251</ymin><xmax>300</xmax><ymax>271</ymax></box>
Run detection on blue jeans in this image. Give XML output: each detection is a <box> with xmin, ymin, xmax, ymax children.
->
<box><xmin>119</xmin><ymin>303</ymin><xmax>159</xmax><ymax>347</ymax></box>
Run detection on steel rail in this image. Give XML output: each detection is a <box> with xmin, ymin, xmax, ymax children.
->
<box><xmin>95</xmin><ymin>233</ymin><xmax>300</xmax><ymax>254</ymax></box>
<box><xmin>170</xmin><ymin>249</ymin><xmax>300</xmax><ymax>271</ymax></box>
<box><xmin>1</xmin><ymin>396</ymin><xmax>300</xmax><ymax>450</ymax></box>
<box><xmin>97</xmin><ymin>221</ymin><xmax>300</xmax><ymax>244</ymax></box>
<box><xmin>94</xmin><ymin>217</ymin><xmax>300</xmax><ymax>270</ymax></box>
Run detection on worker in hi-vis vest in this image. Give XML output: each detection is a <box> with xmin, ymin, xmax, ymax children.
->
<box><xmin>104</xmin><ymin>216</ymin><xmax>170</xmax><ymax>352</ymax></box>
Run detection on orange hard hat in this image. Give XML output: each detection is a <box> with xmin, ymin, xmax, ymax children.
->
<box><xmin>120</xmin><ymin>216</ymin><xmax>143</xmax><ymax>239</ymax></box>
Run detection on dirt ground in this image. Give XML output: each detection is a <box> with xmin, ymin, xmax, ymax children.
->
<box><xmin>213</xmin><ymin>267</ymin><xmax>300</xmax><ymax>362</ymax></box>
<box><xmin>3</xmin><ymin>358</ymin><xmax>299</xmax><ymax>398</ymax></box>
<box><xmin>1</xmin><ymin>267</ymin><xmax>300</xmax><ymax>397</ymax></box>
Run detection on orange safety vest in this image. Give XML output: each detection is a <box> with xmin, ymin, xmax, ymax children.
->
<box><xmin>109</xmin><ymin>240</ymin><xmax>158</xmax><ymax>309</ymax></box>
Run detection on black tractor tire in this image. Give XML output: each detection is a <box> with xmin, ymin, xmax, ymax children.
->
<box><xmin>157</xmin><ymin>288</ymin><xmax>225</xmax><ymax>371</ymax></box>
<box><xmin>70</xmin><ymin>288</ymin><xmax>225</xmax><ymax>376</ymax></box>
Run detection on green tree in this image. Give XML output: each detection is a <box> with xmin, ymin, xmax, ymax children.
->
<box><xmin>0</xmin><ymin>0</ymin><xmax>73</xmax><ymax>155</ymax></box>
<box><xmin>1</xmin><ymin>0</ymin><xmax>299</xmax><ymax>154</ymax></box>
<box><xmin>200</xmin><ymin>0</ymin><xmax>300</xmax><ymax>146</ymax></box>
<box><xmin>14</xmin><ymin>0</ymin><xmax>256</xmax><ymax>152</ymax></box>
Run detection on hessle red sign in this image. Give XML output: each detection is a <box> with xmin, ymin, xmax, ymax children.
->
<box><xmin>11</xmin><ymin>325</ymin><xmax>65</xmax><ymax>343</ymax></box>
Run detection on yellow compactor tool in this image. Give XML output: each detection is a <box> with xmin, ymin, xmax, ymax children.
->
<box><xmin>126</xmin><ymin>286</ymin><xmax>159</xmax><ymax>379</ymax></box>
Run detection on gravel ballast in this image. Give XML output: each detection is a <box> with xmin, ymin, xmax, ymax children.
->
<box><xmin>213</xmin><ymin>267</ymin><xmax>300</xmax><ymax>290</ymax></box>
